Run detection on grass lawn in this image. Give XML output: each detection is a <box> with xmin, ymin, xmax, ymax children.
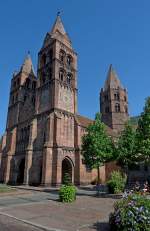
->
<box><xmin>0</xmin><ymin>184</ymin><xmax>16</xmax><ymax>193</ymax></box>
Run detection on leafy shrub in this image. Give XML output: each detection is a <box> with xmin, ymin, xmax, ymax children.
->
<box><xmin>107</xmin><ymin>171</ymin><xmax>127</xmax><ymax>194</ymax></box>
<box><xmin>109</xmin><ymin>193</ymin><xmax>150</xmax><ymax>231</ymax></box>
<box><xmin>59</xmin><ymin>185</ymin><xmax>76</xmax><ymax>203</ymax></box>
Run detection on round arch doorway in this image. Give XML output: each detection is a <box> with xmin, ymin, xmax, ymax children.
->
<box><xmin>17</xmin><ymin>158</ymin><xmax>25</xmax><ymax>185</ymax></box>
<box><xmin>62</xmin><ymin>157</ymin><xmax>73</xmax><ymax>184</ymax></box>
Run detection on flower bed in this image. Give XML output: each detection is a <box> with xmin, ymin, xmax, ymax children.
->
<box><xmin>109</xmin><ymin>193</ymin><xmax>150</xmax><ymax>231</ymax></box>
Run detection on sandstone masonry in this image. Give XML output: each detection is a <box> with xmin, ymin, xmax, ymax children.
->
<box><xmin>0</xmin><ymin>15</ymin><xmax>128</xmax><ymax>186</ymax></box>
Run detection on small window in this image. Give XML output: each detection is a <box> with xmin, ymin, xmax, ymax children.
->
<box><xmin>49</xmin><ymin>49</ymin><xmax>53</xmax><ymax>63</ymax></box>
<box><xmin>17</xmin><ymin>79</ymin><xmax>20</xmax><ymax>86</ymax></box>
<box><xmin>59</xmin><ymin>69</ymin><xmax>64</xmax><ymax>81</ymax></box>
<box><xmin>59</xmin><ymin>50</ymin><xmax>65</xmax><ymax>62</ymax></box>
<box><xmin>24</xmin><ymin>127</ymin><xmax>27</xmax><ymax>139</ymax></box>
<box><xmin>104</xmin><ymin>95</ymin><xmax>108</xmax><ymax>101</ymax></box>
<box><xmin>125</xmin><ymin>106</ymin><xmax>128</xmax><ymax>113</ymax></box>
<box><xmin>41</xmin><ymin>71</ymin><xmax>46</xmax><ymax>84</ymax></box>
<box><xmin>66</xmin><ymin>55</ymin><xmax>72</xmax><ymax>66</ymax></box>
<box><xmin>32</xmin><ymin>96</ymin><xmax>35</xmax><ymax>106</ymax></box>
<box><xmin>13</xmin><ymin>81</ymin><xmax>16</xmax><ymax>88</ymax></box>
<box><xmin>12</xmin><ymin>95</ymin><xmax>14</xmax><ymax>104</ymax></box>
<box><xmin>41</xmin><ymin>54</ymin><xmax>46</xmax><ymax>67</ymax></box>
<box><xmin>124</xmin><ymin>96</ymin><xmax>127</xmax><ymax>101</ymax></box>
<box><xmin>43</xmin><ymin>132</ymin><xmax>46</xmax><ymax>143</ymax></box>
<box><xmin>105</xmin><ymin>106</ymin><xmax>109</xmax><ymax>113</ymax></box>
<box><xmin>115</xmin><ymin>103</ymin><xmax>120</xmax><ymax>113</ymax></box>
<box><xmin>25</xmin><ymin>79</ymin><xmax>30</xmax><ymax>89</ymax></box>
<box><xmin>27</xmin><ymin>126</ymin><xmax>30</xmax><ymax>142</ymax></box>
<box><xmin>32</xmin><ymin>81</ymin><xmax>36</xmax><ymax>90</ymax></box>
<box><xmin>49</xmin><ymin>68</ymin><xmax>52</xmax><ymax>79</ymax></box>
<box><xmin>42</xmin><ymin>76</ymin><xmax>46</xmax><ymax>84</ymax></box>
<box><xmin>66</xmin><ymin>73</ymin><xmax>72</xmax><ymax>85</ymax></box>
<box><xmin>21</xmin><ymin>128</ymin><xmax>24</xmax><ymax>140</ymax></box>
<box><xmin>114</xmin><ymin>92</ymin><xmax>120</xmax><ymax>101</ymax></box>
<box><xmin>24</xmin><ymin>95</ymin><xmax>27</xmax><ymax>102</ymax></box>
<box><xmin>15</xmin><ymin>93</ymin><xmax>18</xmax><ymax>102</ymax></box>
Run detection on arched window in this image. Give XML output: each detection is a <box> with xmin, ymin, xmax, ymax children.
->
<box><xmin>125</xmin><ymin>106</ymin><xmax>128</xmax><ymax>113</ymax></box>
<box><xmin>104</xmin><ymin>94</ymin><xmax>108</xmax><ymax>101</ymax></box>
<box><xmin>12</xmin><ymin>95</ymin><xmax>14</xmax><ymax>104</ymax></box>
<box><xmin>41</xmin><ymin>54</ymin><xmax>46</xmax><ymax>67</ymax></box>
<box><xmin>41</xmin><ymin>71</ymin><xmax>46</xmax><ymax>84</ymax></box>
<box><xmin>13</xmin><ymin>81</ymin><xmax>16</xmax><ymax>88</ymax></box>
<box><xmin>66</xmin><ymin>55</ymin><xmax>72</xmax><ymax>66</ymax></box>
<box><xmin>23</xmin><ymin>128</ymin><xmax>26</xmax><ymax>140</ymax></box>
<box><xmin>27</xmin><ymin>126</ymin><xmax>30</xmax><ymax>142</ymax></box>
<box><xmin>42</xmin><ymin>76</ymin><xmax>46</xmax><ymax>84</ymax></box>
<box><xmin>59</xmin><ymin>50</ymin><xmax>65</xmax><ymax>62</ymax></box>
<box><xmin>15</xmin><ymin>93</ymin><xmax>18</xmax><ymax>102</ymax></box>
<box><xmin>49</xmin><ymin>49</ymin><xmax>53</xmax><ymax>63</ymax></box>
<box><xmin>21</xmin><ymin>128</ymin><xmax>24</xmax><ymax>140</ymax></box>
<box><xmin>49</xmin><ymin>68</ymin><xmax>52</xmax><ymax>79</ymax></box>
<box><xmin>105</xmin><ymin>106</ymin><xmax>109</xmax><ymax>113</ymax></box>
<box><xmin>66</xmin><ymin>73</ymin><xmax>72</xmax><ymax>85</ymax></box>
<box><xmin>32</xmin><ymin>96</ymin><xmax>35</xmax><ymax>106</ymax></box>
<box><xmin>32</xmin><ymin>81</ymin><xmax>36</xmax><ymax>90</ymax></box>
<box><xmin>24</xmin><ymin>94</ymin><xmax>27</xmax><ymax>102</ymax></box>
<box><xmin>115</xmin><ymin>103</ymin><xmax>120</xmax><ymax>113</ymax></box>
<box><xmin>114</xmin><ymin>92</ymin><xmax>120</xmax><ymax>101</ymax></box>
<box><xmin>17</xmin><ymin>78</ymin><xmax>20</xmax><ymax>86</ymax></box>
<box><xmin>43</xmin><ymin>132</ymin><xmax>46</xmax><ymax>144</ymax></box>
<box><xmin>59</xmin><ymin>69</ymin><xmax>64</xmax><ymax>81</ymax></box>
<box><xmin>25</xmin><ymin>79</ymin><xmax>30</xmax><ymax>89</ymax></box>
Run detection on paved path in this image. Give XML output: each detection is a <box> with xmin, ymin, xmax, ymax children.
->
<box><xmin>0</xmin><ymin>214</ymin><xmax>42</xmax><ymax>231</ymax></box>
<box><xmin>0</xmin><ymin>187</ymin><xmax>116</xmax><ymax>231</ymax></box>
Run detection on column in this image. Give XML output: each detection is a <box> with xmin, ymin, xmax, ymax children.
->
<box><xmin>41</xmin><ymin>147</ymin><xmax>53</xmax><ymax>185</ymax></box>
<box><xmin>4</xmin><ymin>128</ymin><xmax>17</xmax><ymax>183</ymax></box>
<box><xmin>23</xmin><ymin>118</ymin><xmax>37</xmax><ymax>185</ymax></box>
<box><xmin>41</xmin><ymin>114</ymin><xmax>54</xmax><ymax>186</ymax></box>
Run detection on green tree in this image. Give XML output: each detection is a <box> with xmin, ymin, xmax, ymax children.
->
<box><xmin>117</xmin><ymin>122</ymin><xmax>136</xmax><ymax>167</ymax></box>
<box><xmin>135</xmin><ymin>97</ymin><xmax>150</xmax><ymax>163</ymax></box>
<box><xmin>81</xmin><ymin>113</ymin><xmax>114</xmax><ymax>186</ymax></box>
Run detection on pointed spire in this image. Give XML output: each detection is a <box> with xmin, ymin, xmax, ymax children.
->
<box><xmin>50</xmin><ymin>14</ymin><xmax>66</xmax><ymax>35</ymax></box>
<box><xmin>104</xmin><ymin>64</ymin><xmax>123</xmax><ymax>90</ymax></box>
<box><xmin>21</xmin><ymin>52</ymin><xmax>35</xmax><ymax>75</ymax></box>
<box><xmin>42</xmin><ymin>14</ymin><xmax>71</xmax><ymax>48</ymax></box>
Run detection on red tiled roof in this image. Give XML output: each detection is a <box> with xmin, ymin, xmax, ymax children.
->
<box><xmin>76</xmin><ymin>114</ymin><xmax>118</xmax><ymax>137</ymax></box>
<box><xmin>76</xmin><ymin>115</ymin><xmax>93</xmax><ymax>128</ymax></box>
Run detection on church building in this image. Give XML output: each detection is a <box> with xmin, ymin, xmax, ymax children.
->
<box><xmin>0</xmin><ymin>15</ymin><xmax>128</xmax><ymax>186</ymax></box>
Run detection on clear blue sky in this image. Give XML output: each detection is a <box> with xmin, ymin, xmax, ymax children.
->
<box><xmin>0</xmin><ymin>0</ymin><xmax>150</xmax><ymax>136</ymax></box>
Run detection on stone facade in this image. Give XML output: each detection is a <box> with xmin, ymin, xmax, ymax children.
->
<box><xmin>0</xmin><ymin>15</ymin><xmax>128</xmax><ymax>186</ymax></box>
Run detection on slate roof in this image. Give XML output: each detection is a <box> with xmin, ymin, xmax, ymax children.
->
<box><xmin>76</xmin><ymin>114</ymin><xmax>118</xmax><ymax>138</ymax></box>
<box><xmin>21</xmin><ymin>53</ymin><xmax>35</xmax><ymax>75</ymax></box>
<box><xmin>104</xmin><ymin>64</ymin><xmax>123</xmax><ymax>90</ymax></box>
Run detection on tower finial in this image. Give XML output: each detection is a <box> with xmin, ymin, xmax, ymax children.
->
<box><xmin>26</xmin><ymin>50</ymin><xmax>31</xmax><ymax>59</ymax></box>
<box><xmin>57</xmin><ymin>11</ymin><xmax>60</xmax><ymax>16</ymax></box>
<box><xmin>57</xmin><ymin>10</ymin><xmax>63</xmax><ymax>17</ymax></box>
